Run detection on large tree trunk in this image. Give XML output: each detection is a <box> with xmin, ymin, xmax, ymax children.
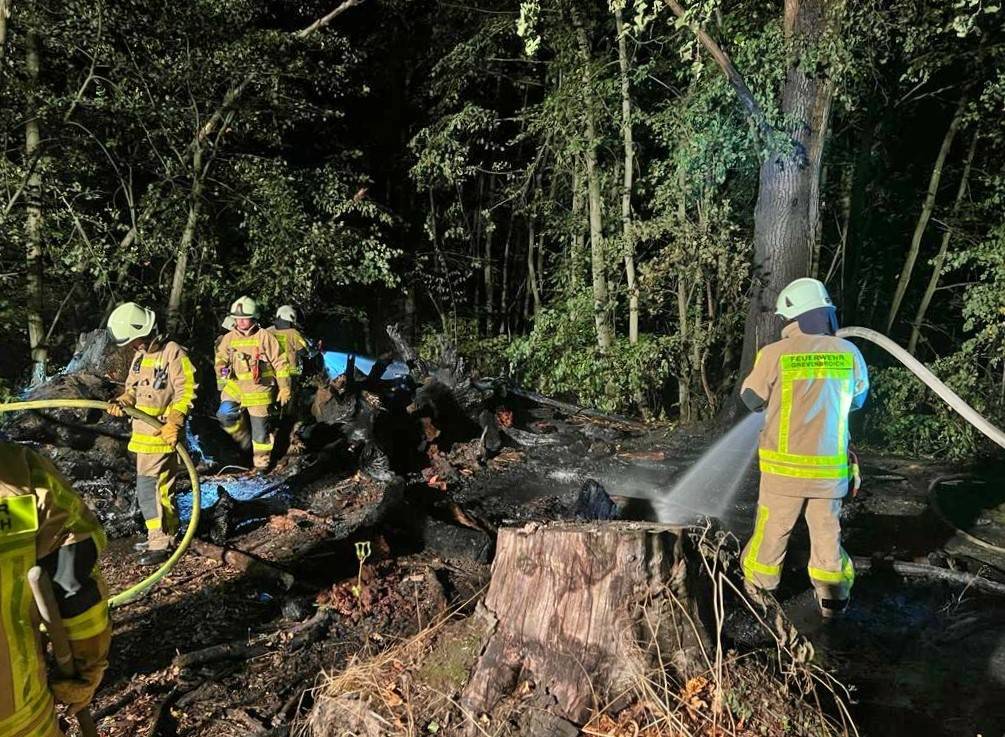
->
<box><xmin>615</xmin><ymin>8</ymin><xmax>639</xmax><ymax>344</ymax></box>
<box><xmin>908</xmin><ymin>128</ymin><xmax>979</xmax><ymax>355</ymax></box>
<box><xmin>571</xmin><ymin>10</ymin><xmax>614</xmax><ymax>351</ymax></box>
<box><xmin>25</xmin><ymin>29</ymin><xmax>47</xmax><ymax>386</ymax></box>
<box><xmin>885</xmin><ymin>91</ymin><xmax>968</xmax><ymax>334</ymax></box>
<box><xmin>736</xmin><ymin>0</ymin><xmax>842</xmax><ymax>379</ymax></box>
<box><xmin>461</xmin><ymin>521</ymin><xmax>711</xmax><ymax>727</ymax></box>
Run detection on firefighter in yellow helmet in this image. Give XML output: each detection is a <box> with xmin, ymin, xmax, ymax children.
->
<box><xmin>106</xmin><ymin>302</ymin><xmax>198</xmax><ymax>566</ymax></box>
<box><xmin>215</xmin><ymin>296</ymin><xmax>291</xmax><ymax>471</ymax></box>
<box><xmin>739</xmin><ymin>278</ymin><xmax>869</xmax><ymax>618</ymax></box>
<box><xmin>0</xmin><ymin>441</ymin><xmax>111</xmax><ymax>737</ymax></box>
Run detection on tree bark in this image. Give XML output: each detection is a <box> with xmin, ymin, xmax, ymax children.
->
<box><xmin>571</xmin><ymin>10</ymin><xmax>614</xmax><ymax>351</ymax></box>
<box><xmin>885</xmin><ymin>91</ymin><xmax>968</xmax><ymax>334</ymax></box>
<box><xmin>736</xmin><ymin>0</ymin><xmax>843</xmax><ymax>380</ymax></box>
<box><xmin>460</xmin><ymin>522</ymin><xmax>710</xmax><ymax>725</ymax></box>
<box><xmin>25</xmin><ymin>29</ymin><xmax>47</xmax><ymax>386</ymax></box>
<box><xmin>615</xmin><ymin>8</ymin><xmax>639</xmax><ymax>344</ymax></box>
<box><xmin>908</xmin><ymin>128</ymin><xmax>978</xmax><ymax>355</ymax></box>
<box><xmin>166</xmin><ymin>145</ymin><xmax>205</xmax><ymax>333</ymax></box>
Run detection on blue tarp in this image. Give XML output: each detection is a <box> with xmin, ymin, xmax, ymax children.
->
<box><xmin>322</xmin><ymin>351</ymin><xmax>410</xmax><ymax>381</ymax></box>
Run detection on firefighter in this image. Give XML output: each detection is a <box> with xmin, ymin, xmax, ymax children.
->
<box><xmin>0</xmin><ymin>441</ymin><xmax>111</xmax><ymax>737</ymax></box>
<box><xmin>215</xmin><ymin>296</ymin><xmax>291</xmax><ymax>471</ymax></box>
<box><xmin>106</xmin><ymin>302</ymin><xmax>198</xmax><ymax>566</ymax></box>
<box><xmin>739</xmin><ymin>278</ymin><xmax>869</xmax><ymax>618</ymax></box>
<box><xmin>268</xmin><ymin>305</ymin><xmax>309</xmax><ymax>387</ymax></box>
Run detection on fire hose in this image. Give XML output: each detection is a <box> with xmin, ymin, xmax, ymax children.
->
<box><xmin>0</xmin><ymin>399</ymin><xmax>201</xmax><ymax>607</ymax></box>
<box><xmin>837</xmin><ymin>326</ymin><xmax>1005</xmax><ymax>555</ymax></box>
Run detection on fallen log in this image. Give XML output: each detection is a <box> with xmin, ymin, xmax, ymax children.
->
<box><xmin>189</xmin><ymin>539</ymin><xmax>295</xmax><ymax>590</ymax></box>
<box><xmin>460</xmin><ymin>521</ymin><xmax>712</xmax><ymax>727</ymax></box>
<box><xmin>173</xmin><ymin>610</ymin><xmax>332</xmax><ymax>669</ymax></box>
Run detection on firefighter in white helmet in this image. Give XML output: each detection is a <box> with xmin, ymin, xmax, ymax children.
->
<box><xmin>214</xmin><ymin>296</ymin><xmax>290</xmax><ymax>471</ymax></box>
<box><xmin>106</xmin><ymin>302</ymin><xmax>198</xmax><ymax>566</ymax></box>
<box><xmin>268</xmin><ymin>305</ymin><xmax>309</xmax><ymax>384</ymax></box>
<box><xmin>739</xmin><ymin>278</ymin><xmax>869</xmax><ymax>618</ymax></box>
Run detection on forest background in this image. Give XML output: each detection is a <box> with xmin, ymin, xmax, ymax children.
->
<box><xmin>1</xmin><ymin>0</ymin><xmax>1003</xmax><ymax>461</ymax></box>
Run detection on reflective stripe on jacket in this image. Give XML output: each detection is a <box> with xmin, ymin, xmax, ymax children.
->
<box><xmin>268</xmin><ymin>326</ymin><xmax>307</xmax><ymax>377</ymax></box>
<box><xmin>0</xmin><ymin>444</ymin><xmax>107</xmax><ymax>736</ymax></box>
<box><xmin>124</xmin><ymin>340</ymin><xmax>198</xmax><ymax>454</ymax></box>
<box><xmin>215</xmin><ymin>326</ymin><xmax>289</xmax><ymax>408</ymax></box>
<box><xmin>741</xmin><ymin>322</ymin><xmax>869</xmax><ymax>498</ymax></box>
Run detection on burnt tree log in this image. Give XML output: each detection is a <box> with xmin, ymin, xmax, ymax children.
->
<box><xmin>461</xmin><ymin>521</ymin><xmax>712</xmax><ymax>727</ymax></box>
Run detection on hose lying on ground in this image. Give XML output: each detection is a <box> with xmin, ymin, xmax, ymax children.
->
<box><xmin>0</xmin><ymin>399</ymin><xmax>201</xmax><ymax>608</ymax></box>
<box><xmin>927</xmin><ymin>475</ymin><xmax>1005</xmax><ymax>556</ymax></box>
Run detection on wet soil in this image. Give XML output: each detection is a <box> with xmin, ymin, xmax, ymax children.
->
<box><xmin>50</xmin><ymin>413</ymin><xmax>1005</xmax><ymax>737</ymax></box>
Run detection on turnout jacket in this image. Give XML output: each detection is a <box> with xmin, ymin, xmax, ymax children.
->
<box><xmin>267</xmin><ymin>325</ymin><xmax>308</xmax><ymax>377</ymax></box>
<box><xmin>215</xmin><ymin>326</ymin><xmax>289</xmax><ymax>408</ymax></box>
<box><xmin>123</xmin><ymin>339</ymin><xmax>198</xmax><ymax>454</ymax></box>
<box><xmin>0</xmin><ymin>443</ymin><xmax>109</xmax><ymax>737</ymax></box>
<box><xmin>741</xmin><ymin>322</ymin><xmax>869</xmax><ymax>499</ymax></box>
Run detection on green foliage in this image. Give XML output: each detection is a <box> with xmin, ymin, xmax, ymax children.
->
<box><xmin>505</xmin><ymin>293</ymin><xmax>676</xmax><ymax>414</ymax></box>
<box><xmin>861</xmin><ymin>357</ymin><xmax>1005</xmax><ymax>461</ymax></box>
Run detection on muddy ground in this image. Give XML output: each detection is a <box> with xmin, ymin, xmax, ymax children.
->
<box><xmin>39</xmin><ymin>409</ymin><xmax>1005</xmax><ymax>737</ymax></box>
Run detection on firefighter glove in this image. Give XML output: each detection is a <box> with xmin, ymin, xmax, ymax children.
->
<box><xmin>106</xmin><ymin>392</ymin><xmax>135</xmax><ymax>417</ymax></box>
<box><xmin>157</xmin><ymin>410</ymin><xmax>186</xmax><ymax>448</ymax></box>
<box><xmin>277</xmin><ymin>380</ymin><xmax>292</xmax><ymax>407</ymax></box>
<box><xmin>52</xmin><ymin>627</ymin><xmax>111</xmax><ymax>714</ymax></box>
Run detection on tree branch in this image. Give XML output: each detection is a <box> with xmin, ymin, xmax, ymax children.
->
<box><xmin>665</xmin><ymin>0</ymin><xmax>767</xmax><ymax>129</ymax></box>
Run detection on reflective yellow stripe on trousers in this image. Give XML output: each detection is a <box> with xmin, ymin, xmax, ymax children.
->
<box><xmin>742</xmin><ymin>505</ymin><xmax>781</xmax><ymax>579</ymax></box>
<box><xmin>808</xmin><ymin>550</ymin><xmax>855</xmax><ymax>586</ymax></box>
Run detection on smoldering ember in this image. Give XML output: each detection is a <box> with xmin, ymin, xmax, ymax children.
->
<box><xmin>1</xmin><ymin>2</ymin><xmax>1004</xmax><ymax>737</ymax></box>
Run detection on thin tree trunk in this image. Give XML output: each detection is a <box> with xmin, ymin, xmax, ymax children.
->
<box><xmin>166</xmin><ymin>145</ymin><xmax>205</xmax><ymax>333</ymax></box>
<box><xmin>527</xmin><ymin>217</ymin><xmax>541</xmax><ymax>316</ymax></box>
<box><xmin>842</xmin><ymin>119</ymin><xmax>879</xmax><ymax>325</ymax></box>
<box><xmin>0</xmin><ymin>0</ymin><xmax>10</xmax><ymax>59</ymax></box>
<box><xmin>500</xmin><ymin>212</ymin><xmax>512</xmax><ymax>335</ymax></box>
<box><xmin>615</xmin><ymin>8</ymin><xmax>639</xmax><ymax>344</ymax></box>
<box><xmin>570</xmin><ymin>166</ymin><xmax>584</xmax><ymax>291</ymax></box>
<box><xmin>25</xmin><ymin>30</ymin><xmax>47</xmax><ymax>386</ymax></box>
<box><xmin>571</xmin><ymin>9</ymin><xmax>613</xmax><ymax>351</ymax></box>
<box><xmin>907</xmin><ymin>128</ymin><xmax>978</xmax><ymax>355</ymax></box>
<box><xmin>885</xmin><ymin>91</ymin><xmax>968</xmax><ymax>333</ymax></box>
<box><xmin>676</xmin><ymin>279</ymin><xmax>691</xmax><ymax>422</ymax></box>
<box><xmin>484</xmin><ymin>176</ymin><xmax>496</xmax><ymax>335</ymax></box>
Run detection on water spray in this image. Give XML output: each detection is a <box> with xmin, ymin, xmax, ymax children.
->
<box><xmin>0</xmin><ymin>399</ymin><xmax>201</xmax><ymax>607</ymax></box>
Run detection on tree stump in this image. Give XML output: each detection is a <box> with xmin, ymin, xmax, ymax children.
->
<box><xmin>461</xmin><ymin>521</ymin><xmax>712</xmax><ymax>726</ymax></box>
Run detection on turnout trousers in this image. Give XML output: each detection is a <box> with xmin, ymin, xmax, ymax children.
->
<box><xmin>740</xmin><ymin>490</ymin><xmax>854</xmax><ymax>604</ymax></box>
<box><xmin>217</xmin><ymin>386</ymin><xmax>273</xmax><ymax>471</ymax></box>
